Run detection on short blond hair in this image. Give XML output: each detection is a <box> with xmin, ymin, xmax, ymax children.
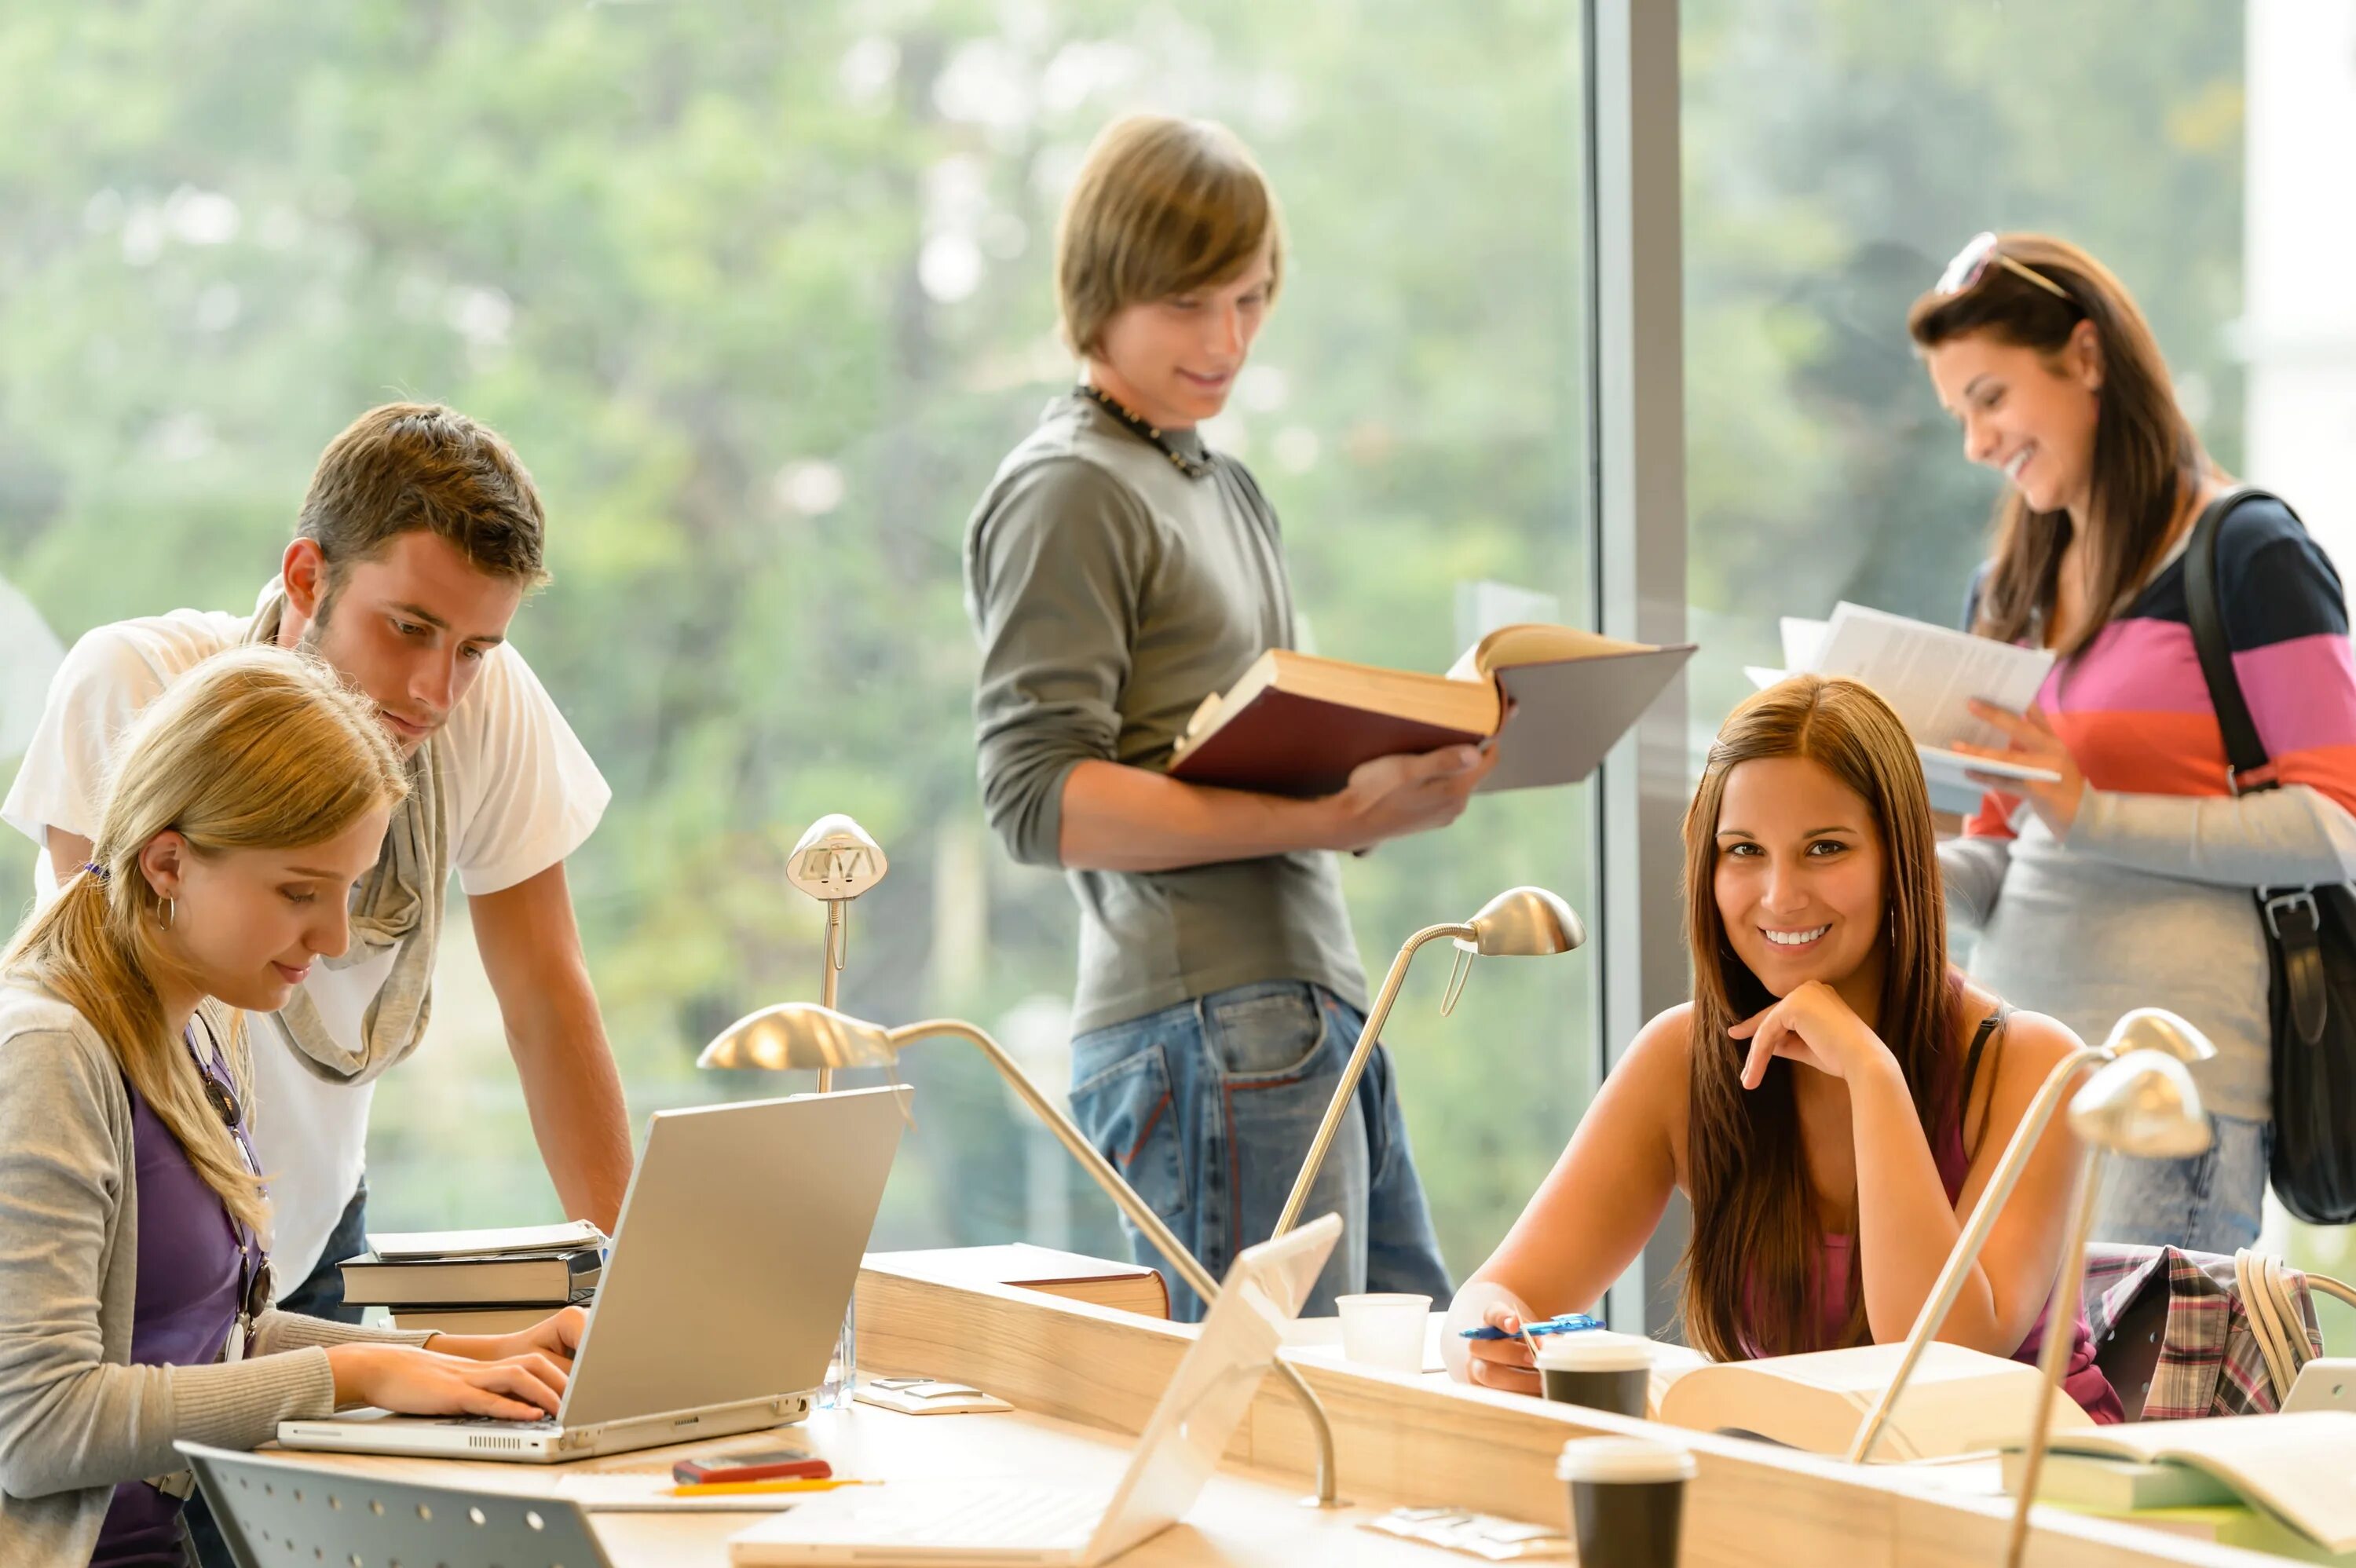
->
<box><xmin>1055</xmin><ymin>115</ymin><xmax>1284</xmax><ymax>358</ymax></box>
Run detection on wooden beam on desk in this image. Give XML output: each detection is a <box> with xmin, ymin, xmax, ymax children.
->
<box><xmin>855</xmin><ymin>1262</ymin><xmax>2266</xmax><ymax>1568</ymax></box>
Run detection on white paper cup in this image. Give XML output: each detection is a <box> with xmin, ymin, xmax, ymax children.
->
<box><xmin>1335</xmin><ymin>1292</ymin><xmax>1431</xmax><ymax>1372</ymax></box>
<box><xmin>1556</xmin><ymin>1437</ymin><xmax>1696</xmax><ymax>1568</ymax></box>
<box><xmin>1536</xmin><ymin>1332</ymin><xmax>1653</xmax><ymax>1416</ymax></box>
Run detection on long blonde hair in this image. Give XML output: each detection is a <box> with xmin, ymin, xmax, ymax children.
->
<box><xmin>2</xmin><ymin>646</ymin><xmax>408</xmax><ymax>1233</ymax></box>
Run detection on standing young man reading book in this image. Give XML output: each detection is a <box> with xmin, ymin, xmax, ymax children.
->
<box><xmin>964</xmin><ymin>116</ymin><xmax>1492</xmax><ymax>1318</ymax></box>
<box><xmin>4</xmin><ymin>404</ymin><xmax>631</xmax><ymax>1326</ymax></box>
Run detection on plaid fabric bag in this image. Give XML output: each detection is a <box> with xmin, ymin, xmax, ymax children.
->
<box><xmin>2083</xmin><ymin>1244</ymin><xmax>2324</xmax><ymax>1419</ymax></box>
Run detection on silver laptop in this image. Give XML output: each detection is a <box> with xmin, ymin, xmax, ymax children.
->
<box><xmin>729</xmin><ymin>1212</ymin><xmax>1342</xmax><ymax>1566</ymax></box>
<box><xmin>278</xmin><ymin>1084</ymin><xmax>909</xmax><ymax>1463</ymax></box>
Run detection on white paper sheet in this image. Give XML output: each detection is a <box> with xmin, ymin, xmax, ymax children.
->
<box><xmin>1812</xmin><ymin>602</ymin><xmax>2054</xmax><ymax>752</ymax></box>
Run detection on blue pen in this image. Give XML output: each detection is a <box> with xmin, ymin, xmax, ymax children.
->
<box><xmin>1459</xmin><ymin>1311</ymin><xmax>1605</xmax><ymax>1342</ymax></box>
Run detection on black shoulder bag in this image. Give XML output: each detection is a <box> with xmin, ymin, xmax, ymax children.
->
<box><xmin>2182</xmin><ymin>485</ymin><xmax>2356</xmax><ymax>1224</ymax></box>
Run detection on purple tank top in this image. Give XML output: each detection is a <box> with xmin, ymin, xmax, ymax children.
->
<box><xmin>92</xmin><ymin>1028</ymin><xmax>257</xmax><ymax>1567</ymax></box>
<box><xmin>1814</xmin><ymin>1046</ymin><xmax>2124</xmax><ymax>1424</ymax></box>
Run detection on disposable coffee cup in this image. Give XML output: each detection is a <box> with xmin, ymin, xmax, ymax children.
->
<box><xmin>1536</xmin><ymin>1332</ymin><xmax>1652</xmax><ymax>1416</ymax></box>
<box><xmin>1335</xmin><ymin>1292</ymin><xmax>1432</xmax><ymax>1372</ymax></box>
<box><xmin>1555</xmin><ymin>1437</ymin><xmax>1696</xmax><ymax>1568</ymax></box>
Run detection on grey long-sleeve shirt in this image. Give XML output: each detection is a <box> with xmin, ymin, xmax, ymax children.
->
<box><xmin>964</xmin><ymin>393</ymin><xmax>1367</xmax><ymax>1035</ymax></box>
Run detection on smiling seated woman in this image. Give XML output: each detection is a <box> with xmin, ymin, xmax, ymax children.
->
<box><xmin>1442</xmin><ymin>675</ymin><xmax>2122</xmax><ymax>1422</ymax></box>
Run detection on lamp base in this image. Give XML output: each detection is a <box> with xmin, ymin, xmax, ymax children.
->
<box><xmin>1297</xmin><ymin>1492</ymin><xmax>1352</xmax><ymax>1510</ymax></box>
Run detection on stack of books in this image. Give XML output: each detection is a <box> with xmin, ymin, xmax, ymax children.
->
<box><xmin>337</xmin><ymin>1219</ymin><xmax>606</xmax><ymax>1335</ymax></box>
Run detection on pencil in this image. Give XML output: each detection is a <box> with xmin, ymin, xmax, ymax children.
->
<box><xmin>668</xmin><ymin>1478</ymin><xmax>880</xmax><ymax>1497</ymax></box>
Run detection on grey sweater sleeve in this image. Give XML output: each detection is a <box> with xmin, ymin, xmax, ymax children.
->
<box><xmin>966</xmin><ymin>458</ymin><xmax>1158</xmax><ymax>868</ymax></box>
<box><xmin>1939</xmin><ymin>833</ymin><xmax>2012</xmax><ymax>936</ymax></box>
<box><xmin>0</xmin><ymin>1029</ymin><xmax>412</xmax><ymax>1499</ymax></box>
<box><xmin>2065</xmin><ymin>782</ymin><xmax>2356</xmax><ymax>890</ymax></box>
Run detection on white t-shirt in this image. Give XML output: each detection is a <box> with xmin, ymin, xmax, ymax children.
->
<box><xmin>2</xmin><ymin>606</ymin><xmax>611</xmax><ymax>1286</ymax></box>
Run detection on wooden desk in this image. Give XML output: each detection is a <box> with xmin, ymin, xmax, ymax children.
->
<box><xmin>274</xmin><ymin>1261</ymin><xmax>2268</xmax><ymax>1566</ymax></box>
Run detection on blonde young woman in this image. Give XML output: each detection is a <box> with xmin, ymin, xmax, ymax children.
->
<box><xmin>0</xmin><ymin>647</ymin><xmax>585</xmax><ymax>1565</ymax></box>
<box><xmin>1446</xmin><ymin>678</ymin><xmax>2122</xmax><ymax>1421</ymax></box>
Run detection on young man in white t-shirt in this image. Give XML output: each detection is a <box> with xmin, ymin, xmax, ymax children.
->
<box><xmin>3</xmin><ymin>402</ymin><xmax>631</xmax><ymax>1325</ymax></box>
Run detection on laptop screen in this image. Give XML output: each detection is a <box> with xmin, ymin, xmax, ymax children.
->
<box><xmin>558</xmin><ymin>1084</ymin><xmax>909</xmax><ymax>1427</ymax></box>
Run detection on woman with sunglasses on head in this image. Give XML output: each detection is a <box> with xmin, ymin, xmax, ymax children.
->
<box><xmin>1914</xmin><ymin>232</ymin><xmax>2356</xmax><ymax>1253</ymax></box>
<box><xmin>0</xmin><ymin>646</ymin><xmax>586</xmax><ymax>1566</ymax></box>
<box><xmin>1445</xmin><ymin>677</ymin><xmax>2119</xmax><ymax>1420</ymax></box>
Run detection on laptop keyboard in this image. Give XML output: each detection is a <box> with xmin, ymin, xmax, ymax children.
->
<box><xmin>862</xmin><ymin>1484</ymin><xmax>1098</xmax><ymax>1547</ymax></box>
<box><xmin>437</xmin><ymin>1415</ymin><xmax>561</xmax><ymax>1431</ymax></box>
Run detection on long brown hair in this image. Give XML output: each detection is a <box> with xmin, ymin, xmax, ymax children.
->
<box><xmin>1908</xmin><ymin>233</ymin><xmax>2212</xmax><ymax>657</ymax></box>
<box><xmin>1677</xmin><ymin>677</ymin><xmax>1959</xmax><ymax>1361</ymax></box>
<box><xmin>2</xmin><ymin>646</ymin><xmax>408</xmax><ymax>1233</ymax></box>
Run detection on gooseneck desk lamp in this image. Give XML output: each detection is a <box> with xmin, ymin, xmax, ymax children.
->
<box><xmin>1269</xmin><ymin>886</ymin><xmax>1586</xmax><ymax>1243</ymax></box>
<box><xmin>698</xmin><ymin>1003</ymin><xmax>1352</xmax><ymax>1509</ymax></box>
<box><xmin>1846</xmin><ymin>1008</ymin><xmax>2217</xmax><ymax>1467</ymax></box>
<box><xmin>778</xmin><ymin>813</ymin><xmax>888</xmax><ymax>1408</ymax></box>
<box><xmin>2002</xmin><ymin>1050</ymin><xmax>2212</xmax><ymax>1568</ymax></box>
<box><xmin>785</xmin><ymin>813</ymin><xmax>888</xmax><ymax>1096</ymax></box>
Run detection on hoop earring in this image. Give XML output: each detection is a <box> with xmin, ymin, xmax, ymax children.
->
<box><xmin>162</xmin><ymin>897</ymin><xmax>176</xmax><ymax>930</ymax></box>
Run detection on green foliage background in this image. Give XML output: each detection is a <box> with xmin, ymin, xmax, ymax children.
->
<box><xmin>7</xmin><ymin>1</ymin><xmax>2327</xmax><ymax>1311</ymax></box>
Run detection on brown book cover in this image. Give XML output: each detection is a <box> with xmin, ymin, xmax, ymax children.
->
<box><xmin>1166</xmin><ymin>688</ymin><xmax>1483</xmax><ymax>798</ymax></box>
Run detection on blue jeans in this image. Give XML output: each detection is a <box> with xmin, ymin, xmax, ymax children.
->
<box><xmin>2093</xmin><ymin>1113</ymin><xmax>2269</xmax><ymax>1255</ymax></box>
<box><xmin>1068</xmin><ymin>980</ymin><xmax>1452</xmax><ymax>1322</ymax></box>
<box><xmin>274</xmin><ymin>1178</ymin><xmax>371</xmax><ymax>1324</ymax></box>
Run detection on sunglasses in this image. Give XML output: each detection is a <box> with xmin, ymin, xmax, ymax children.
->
<box><xmin>1936</xmin><ymin>232</ymin><xmax>2072</xmax><ymax>302</ymax></box>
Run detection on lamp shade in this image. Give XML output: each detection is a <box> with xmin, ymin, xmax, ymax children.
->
<box><xmin>1456</xmin><ymin>886</ymin><xmax>1586</xmax><ymax>957</ymax></box>
<box><xmin>2098</xmin><ymin>1007</ymin><xmax>2217</xmax><ymax>1066</ymax></box>
<box><xmin>2067</xmin><ymin>1049</ymin><xmax>2213</xmax><ymax>1160</ymax></box>
<box><xmin>696</xmin><ymin>1001</ymin><xmax>900</xmax><ymax>1072</ymax></box>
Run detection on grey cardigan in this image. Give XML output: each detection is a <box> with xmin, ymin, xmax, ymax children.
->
<box><xmin>0</xmin><ymin>981</ymin><xmax>427</xmax><ymax>1565</ymax></box>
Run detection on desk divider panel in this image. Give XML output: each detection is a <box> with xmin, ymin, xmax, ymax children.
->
<box><xmin>855</xmin><ymin>1262</ymin><xmax>2259</xmax><ymax>1568</ymax></box>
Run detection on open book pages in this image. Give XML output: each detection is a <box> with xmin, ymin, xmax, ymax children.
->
<box><xmin>1649</xmin><ymin>1340</ymin><xmax>2090</xmax><ymax>1462</ymax></box>
<box><xmin>367</xmin><ymin>1219</ymin><xmax>608</xmax><ymax>1261</ymax></box>
<box><xmin>1442</xmin><ymin>622</ymin><xmax>1660</xmax><ymax>682</ymax></box>
<box><xmin>2040</xmin><ymin>1411</ymin><xmax>2356</xmax><ymax>1553</ymax></box>
<box><xmin>1811</xmin><ymin>602</ymin><xmax>2055</xmax><ymax>753</ymax></box>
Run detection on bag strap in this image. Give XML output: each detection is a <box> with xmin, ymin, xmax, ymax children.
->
<box><xmin>2182</xmin><ymin>484</ymin><xmax>2280</xmax><ymax>793</ymax></box>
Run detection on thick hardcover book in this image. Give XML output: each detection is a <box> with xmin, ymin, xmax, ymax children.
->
<box><xmin>338</xmin><ymin>1247</ymin><xmax>602</xmax><ymax>1308</ymax></box>
<box><xmin>866</xmin><ymin>1244</ymin><xmax>1170</xmax><ymax>1319</ymax></box>
<box><xmin>1167</xmin><ymin>623</ymin><xmax>1693</xmax><ymax>798</ymax></box>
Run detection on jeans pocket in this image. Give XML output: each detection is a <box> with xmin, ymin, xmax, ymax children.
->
<box><xmin>1070</xmin><ymin>1043</ymin><xmax>1188</xmax><ymax>1223</ymax></box>
<box><xmin>1205</xmin><ymin>985</ymin><xmax>1331</xmax><ymax>1082</ymax></box>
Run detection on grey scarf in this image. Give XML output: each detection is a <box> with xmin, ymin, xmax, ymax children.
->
<box><xmin>243</xmin><ymin>581</ymin><xmax>445</xmax><ymax>1085</ymax></box>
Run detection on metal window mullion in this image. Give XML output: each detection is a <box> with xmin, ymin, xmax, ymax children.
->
<box><xmin>1585</xmin><ymin>0</ymin><xmax>1691</xmax><ymax>1340</ymax></box>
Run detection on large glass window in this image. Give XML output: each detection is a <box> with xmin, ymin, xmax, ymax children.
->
<box><xmin>1681</xmin><ymin>1</ymin><xmax>2356</xmax><ymax>1341</ymax></box>
<box><xmin>0</xmin><ymin>4</ymin><xmax>1597</xmax><ymax>1277</ymax></box>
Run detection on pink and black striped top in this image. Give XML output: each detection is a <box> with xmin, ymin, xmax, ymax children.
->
<box><xmin>1944</xmin><ymin>495</ymin><xmax>2356</xmax><ymax>1124</ymax></box>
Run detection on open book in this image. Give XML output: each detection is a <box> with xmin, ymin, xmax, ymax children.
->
<box><xmin>1168</xmin><ymin>623</ymin><xmax>1694</xmax><ymax>798</ymax></box>
<box><xmin>2031</xmin><ymin>1412</ymin><xmax>2356</xmax><ymax>1554</ymax></box>
<box><xmin>1744</xmin><ymin>603</ymin><xmax>2060</xmax><ymax>792</ymax></box>
<box><xmin>1648</xmin><ymin>1340</ymin><xmax>2091</xmax><ymax>1462</ymax></box>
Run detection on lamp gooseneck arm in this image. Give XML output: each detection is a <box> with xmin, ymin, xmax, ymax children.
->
<box><xmin>1844</xmin><ymin>1042</ymin><xmax>2109</xmax><ymax>1464</ymax></box>
<box><xmin>1269</xmin><ymin>923</ymin><xmax>1473</xmax><ymax>1242</ymax></box>
<box><xmin>891</xmin><ymin>1018</ymin><xmax>1346</xmax><ymax>1508</ymax></box>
